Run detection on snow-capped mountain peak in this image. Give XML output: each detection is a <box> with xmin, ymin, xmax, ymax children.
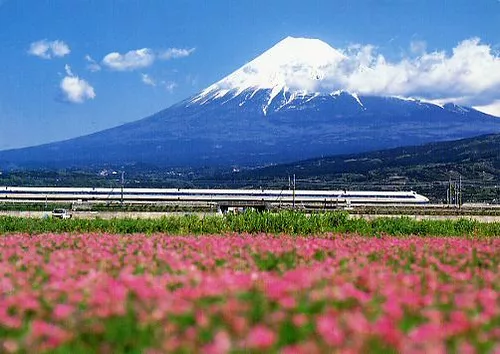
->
<box><xmin>192</xmin><ymin>37</ymin><xmax>348</xmax><ymax>106</ymax></box>
<box><xmin>188</xmin><ymin>37</ymin><xmax>450</xmax><ymax>115</ymax></box>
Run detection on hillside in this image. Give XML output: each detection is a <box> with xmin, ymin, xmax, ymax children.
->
<box><xmin>2</xmin><ymin>133</ymin><xmax>499</xmax><ymax>203</ymax></box>
<box><xmin>208</xmin><ymin>133</ymin><xmax>500</xmax><ymax>203</ymax></box>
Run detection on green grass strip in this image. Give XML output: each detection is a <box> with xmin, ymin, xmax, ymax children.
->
<box><xmin>1</xmin><ymin>211</ymin><xmax>500</xmax><ymax>237</ymax></box>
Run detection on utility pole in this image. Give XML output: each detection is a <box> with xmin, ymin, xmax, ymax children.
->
<box><xmin>120</xmin><ymin>171</ymin><xmax>125</xmax><ymax>206</ymax></box>
<box><xmin>292</xmin><ymin>174</ymin><xmax>296</xmax><ymax>209</ymax></box>
<box><xmin>446</xmin><ymin>177</ymin><xmax>451</xmax><ymax>205</ymax></box>
<box><xmin>449</xmin><ymin>178</ymin><xmax>454</xmax><ymax>206</ymax></box>
<box><xmin>459</xmin><ymin>175</ymin><xmax>462</xmax><ymax>208</ymax></box>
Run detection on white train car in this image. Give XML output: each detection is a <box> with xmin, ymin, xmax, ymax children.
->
<box><xmin>0</xmin><ymin>186</ymin><xmax>429</xmax><ymax>207</ymax></box>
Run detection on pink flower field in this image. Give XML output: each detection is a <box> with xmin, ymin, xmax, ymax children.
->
<box><xmin>0</xmin><ymin>233</ymin><xmax>499</xmax><ymax>353</ymax></box>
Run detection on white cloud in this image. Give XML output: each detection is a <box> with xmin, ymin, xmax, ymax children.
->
<box><xmin>29</xmin><ymin>41</ymin><xmax>51</xmax><ymax>59</ymax></box>
<box><xmin>186</xmin><ymin>74</ymin><xmax>199</xmax><ymax>87</ymax></box>
<box><xmin>85</xmin><ymin>55</ymin><xmax>101</xmax><ymax>72</ymax></box>
<box><xmin>102</xmin><ymin>48</ymin><xmax>155</xmax><ymax>71</ymax></box>
<box><xmin>100</xmin><ymin>46</ymin><xmax>195</xmax><ymax>71</ymax></box>
<box><xmin>140</xmin><ymin>73</ymin><xmax>177</xmax><ymax>92</ymax></box>
<box><xmin>304</xmin><ymin>37</ymin><xmax>500</xmax><ymax>113</ymax></box>
<box><xmin>159</xmin><ymin>48</ymin><xmax>196</xmax><ymax>60</ymax></box>
<box><xmin>60</xmin><ymin>65</ymin><xmax>95</xmax><ymax>103</ymax></box>
<box><xmin>141</xmin><ymin>73</ymin><xmax>156</xmax><ymax>86</ymax></box>
<box><xmin>410</xmin><ymin>40</ymin><xmax>427</xmax><ymax>55</ymax></box>
<box><xmin>51</xmin><ymin>40</ymin><xmax>71</xmax><ymax>57</ymax></box>
<box><xmin>474</xmin><ymin>100</ymin><xmax>500</xmax><ymax>117</ymax></box>
<box><xmin>28</xmin><ymin>39</ymin><xmax>70</xmax><ymax>59</ymax></box>
<box><xmin>163</xmin><ymin>81</ymin><xmax>177</xmax><ymax>92</ymax></box>
<box><xmin>64</xmin><ymin>64</ymin><xmax>73</xmax><ymax>76</ymax></box>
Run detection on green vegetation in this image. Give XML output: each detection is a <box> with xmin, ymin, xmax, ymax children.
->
<box><xmin>1</xmin><ymin>211</ymin><xmax>499</xmax><ymax>237</ymax></box>
<box><xmin>0</xmin><ymin>202</ymin><xmax>73</xmax><ymax>212</ymax></box>
<box><xmin>0</xmin><ymin>202</ymin><xmax>212</xmax><ymax>213</ymax></box>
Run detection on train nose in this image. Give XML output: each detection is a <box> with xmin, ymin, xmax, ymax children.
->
<box><xmin>420</xmin><ymin>195</ymin><xmax>430</xmax><ymax>203</ymax></box>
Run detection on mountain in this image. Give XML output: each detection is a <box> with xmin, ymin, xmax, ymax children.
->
<box><xmin>1</xmin><ymin>37</ymin><xmax>500</xmax><ymax>168</ymax></box>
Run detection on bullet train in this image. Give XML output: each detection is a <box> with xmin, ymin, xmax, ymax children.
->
<box><xmin>0</xmin><ymin>186</ymin><xmax>429</xmax><ymax>206</ymax></box>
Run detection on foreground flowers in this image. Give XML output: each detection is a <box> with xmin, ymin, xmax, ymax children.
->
<box><xmin>0</xmin><ymin>233</ymin><xmax>499</xmax><ymax>353</ymax></box>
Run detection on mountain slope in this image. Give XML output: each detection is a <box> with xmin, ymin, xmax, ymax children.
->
<box><xmin>1</xmin><ymin>37</ymin><xmax>500</xmax><ymax>168</ymax></box>
<box><xmin>204</xmin><ymin>133</ymin><xmax>500</xmax><ymax>202</ymax></box>
<box><xmin>231</xmin><ymin>133</ymin><xmax>500</xmax><ymax>180</ymax></box>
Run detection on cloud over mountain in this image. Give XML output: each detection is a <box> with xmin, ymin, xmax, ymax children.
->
<box><xmin>318</xmin><ymin>38</ymin><xmax>500</xmax><ymax>114</ymax></box>
<box><xmin>211</xmin><ymin>37</ymin><xmax>500</xmax><ymax>116</ymax></box>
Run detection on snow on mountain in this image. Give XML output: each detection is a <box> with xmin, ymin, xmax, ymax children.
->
<box><xmin>213</xmin><ymin>37</ymin><xmax>345</xmax><ymax>90</ymax></box>
<box><xmin>190</xmin><ymin>36</ymin><xmax>444</xmax><ymax>114</ymax></box>
<box><xmin>191</xmin><ymin>37</ymin><xmax>364</xmax><ymax>113</ymax></box>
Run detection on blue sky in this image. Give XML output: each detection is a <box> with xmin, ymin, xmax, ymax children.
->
<box><xmin>1</xmin><ymin>0</ymin><xmax>499</xmax><ymax>150</ymax></box>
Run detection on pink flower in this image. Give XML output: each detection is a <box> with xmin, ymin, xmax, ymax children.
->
<box><xmin>292</xmin><ymin>313</ymin><xmax>308</xmax><ymax>327</ymax></box>
<box><xmin>29</xmin><ymin>320</ymin><xmax>72</xmax><ymax>349</ymax></box>
<box><xmin>492</xmin><ymin>344</ymin><xmax>500</xmax><ymax>354</ymax></box>
<box><xmin>423</xmin><ymin>309</ymin><xmax>443</xmax><ymax>324</ymax></box>
<box><xmin>0</xmin><ymin>314</ymin><xmax>22</xmax><ymax>329</ymax></box>
<box><xmin>345</xmin><ymin>311</ymin><xmax>370</xmax><ymax>334</ymax></box>
<box><xmin>2</xmin><ymin>340</ymin><xmax>18</xmax><ymax>353</ymax></box>
<box><xmin>316</xmin><ymin>315</ymin><xmax>344</xmax><ymax>346</ymax></box>
<box><xmin>53</xmin><ymin>304</ymin><xmax>74</xmax><ymax>321</ymax></box>
<box><xmin>281</xmin><ymin>342</ymin><xmax>320</xmax><ymax>354</ymax></box>
<box><xmin>265</xmin><ymin>280</ymin><xmax>289</xmax><ymax>300</ymax></box>
<box><xmin>374</xmin><ymin>315</ymin><xmax>402</xmax><ymax>349</ymax></box>
<box><xmin>245</xmin><ymin>325</ymin><xmax>276</xmax><ymax>350</ymax></box>
<box><xmin>279</xmin><ymin>296</ymin><xmax>297</xmax><ymax>309</ymax></box>
<box><xmin>478</xmin><ymin>288</ymin><xmax>498</xmax><ymax>317</ymax></box>
<box><xmin>231</xmin><ymin>316</ymin><xmax>248</xmax><ymax>335</ymax></box>
<box><xmin>202</xmin><ymin>331</ymin><xmax>231</xmax><ymax>354</ymax></box>
<box><xmin>408</xmin><ymin>323</ymin><xmax>442</xmax><ymax>343</ymax></box>
<box><xmin>458</xmin><ymin>341</ymin><xmax>476</xmax><ymax>354</ymax></box>
<box><xmin>196</xmin><ymin>311</ymin><xmax>209</xmax><ymax>328</ymax></box>
<box><xmin>447</xmin><ymin>311</ymin><xmax>470</xmax><ymax>335</ymax></box>
<box><xmin>383</xmin><ymin>300</ymin><xmax>404</xmax><ymax>320</ymax></box>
